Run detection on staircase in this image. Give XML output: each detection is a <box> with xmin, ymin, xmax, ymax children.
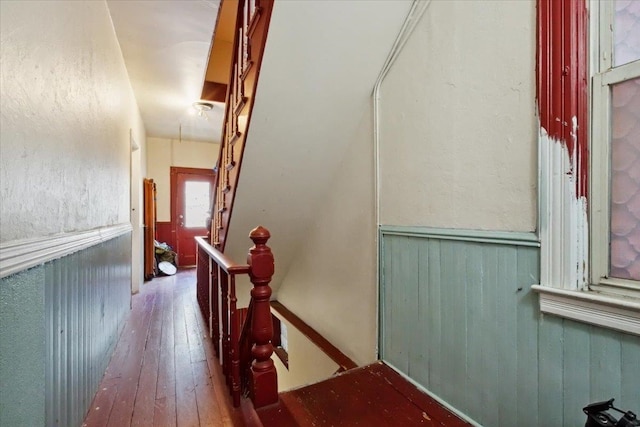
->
<box><xmin>253</xmin><ymin>362</ymin><xmax>472</xmax><ymax>427</ymax></box>
<box><xmin>195</xmin><ymin>1</ymin><xmax>474</xmax><ymax>425</ymax></box>
<box><xmin>196</xmin><ymin>224</ymin><xmax>470</xmax><ymax>424</ymax></box>
<box><xmin>208</xmin><ymin>0</ymin><xmax>273</xmax><ymax>252</ymax></box>
<box><xmin>196</xmin><ymin>231</ymin><xmax>471</xmax><ymax>424</ymax></box>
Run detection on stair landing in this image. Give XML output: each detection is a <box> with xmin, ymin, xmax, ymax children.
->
<box><xmin>256</xmin><ymin>361</ymin><xmax>471</xmax><ymax>426</ymax></box>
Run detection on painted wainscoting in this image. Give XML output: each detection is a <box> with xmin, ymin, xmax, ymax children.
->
<box><xmin>379</xmin><ymin>226</ymin><xmax>640</xmax><ymax>427</ymax></box>
<box><xmin>0</xmin><ymin>231</ymin><xmax>131</xmax><ymax>427</ymax></box>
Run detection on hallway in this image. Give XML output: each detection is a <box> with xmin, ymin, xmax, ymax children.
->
<box><xmin>83</xmin><ymin>269</ymin><xmax>242</xmax><ymax>427</ymax></box>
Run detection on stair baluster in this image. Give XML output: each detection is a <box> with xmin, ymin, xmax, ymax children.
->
<box><xmin>194</xmin><ymin>226</ymin><xmax>277</xmax><ymax>409</ymax></box>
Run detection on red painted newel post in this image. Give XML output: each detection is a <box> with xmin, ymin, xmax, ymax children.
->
<box><xmin>247</xmin><ymin>226</ymin><xmax>278</xmax><ymax>408</ymax></box>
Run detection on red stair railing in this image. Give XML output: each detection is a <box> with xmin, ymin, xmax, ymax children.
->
<box><xmin>210</xmin><ymin>0</ymin><xmax>274</xmax><ymax>251</ymax></box>
<box><xmin>195</xmin><ymin>0</ymin><xmax>276</xmax><ymax>409</ymax></box>
<box><xmin>195</xmin><ymin>226</ymin><xmax>277</xmax><ymax>408</ymax></box>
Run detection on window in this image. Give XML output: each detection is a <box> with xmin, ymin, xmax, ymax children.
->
<box><xmin>590</xmin><ymin>0</ymin><xmax>640</xmax><ymax>299</ymax></box>
<box><xmin>533</xmin><ymin>0</ymin><xmax>640</xmax><ymax>336</ymax></box>
<box><xmin>183</xmin><ymin>181</ymin><xmax>211</xmax><ymax>228</ymax></box>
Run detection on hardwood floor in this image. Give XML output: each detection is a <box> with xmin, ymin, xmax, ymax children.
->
<box><xmin>83</xmin><ymin>269</ymin><xmax>243</xmax><ymax>427</ymax></box>
<box><xmin>82</xmin><ymin>269</ymin><xmax>472</xmax><ymax>427</ymax></box>
<box><xmin>256</xmin><ymin>362</ymin><xmax>472</xmax><ymax>427</ymax></box>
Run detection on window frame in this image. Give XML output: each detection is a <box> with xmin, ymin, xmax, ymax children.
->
<box><xmin>589</xmin><ymin>0</ymin><xmax>640</xmax><ymax>299</ymax></box>
<box><xmin>533</xmin><ymin>0</ymin><xmax>640</xmax><ymax>336</ymax></box>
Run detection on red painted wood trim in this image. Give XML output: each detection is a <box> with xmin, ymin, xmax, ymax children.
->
<box><xmin>197</xmin><ymin>245</ymin><xmax>211</xmax><ymax>329</ymax></box>
<box><xmin>212</xmin><ymin>0</ymin><xmax>274</xmax><ymax>251</ymax></box>
<box><xmin>220</xmin><ymin>268</ymin><xmax>231</xmax><ymax>386</ymax></box>
<box><xmin>256</xmin><ymin>362</ymin><xmax>471</xmax><ymax>426</ymax></box>
<box><xmin>143</xmin><ymin>179</ymin><xmax>156</xmax><ymax>280</ymax></box>
<box><xmin>171</xmin><ymin>166</ymin><xmax>217</xmax><ymax>176</ymax></box>
<box><xmin>240</xmin><ymin>397</ymin><xmax>265</xmax><ymax>427</ymax></box>
<box><xmin>170</xmin><ymin>167</ymin><xmax>216</xmax><ymax>238</ymax></box>
<box><xmin>368</xmin><ymin>363</ymin><xmax>472</xmax><ymax>426</ymax></box>
<box><xmin>270</xmin><ymin>301</ymin><xmax>358</xmax><ymax>372</ymax></box>
<box><xmin>155</xmin><ymin>221</ymin><xmax>174</xmax><ymax>249</ymax></box>
<box><xmin>247</xmin><ymin>226</ymin><xmax>278</xmax><ymax>408</ymax></box>
<box><xmin>212</xmin><ymin>263</ymin><xmax>221</xmax><ymax>357</ymax></box>
<box><xmin>537</xmin><ymin>0</ymin><xmax>589</xmax><ymax>198</ymax></box>
<box><xmin>195</xmin><ymin>236</ymin><xmax>250</xmax><ymax>274</ymax></box>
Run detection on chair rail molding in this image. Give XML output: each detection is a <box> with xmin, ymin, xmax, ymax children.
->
<box><xmin>0</xmin><ymin>223</ymin><xmax>132</xmax><ymax>278</ymax></box>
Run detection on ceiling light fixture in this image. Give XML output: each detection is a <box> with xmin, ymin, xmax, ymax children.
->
<box><xmin>192</xmin><ymin>100</ymin><xmax>214</xmax><ymax>120</ymax></box>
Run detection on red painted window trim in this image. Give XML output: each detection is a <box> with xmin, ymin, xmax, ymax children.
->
<box><xmin>536</xmin><ymin>0</ymin><xmax>589</xmax><ymax>198</ymax></box>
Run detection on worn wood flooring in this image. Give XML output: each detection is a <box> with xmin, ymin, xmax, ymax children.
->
<box><xmin>83</xmin><ymin>269</ymin><xmax>243</xmax><ymax>427</ymax></box>
<box><xmin>82</xmin><ymin>269</ymin><xmax>471</xmax><ymax>427</ymax></box>
<box><xmin>256</xmin><ymin>362</ymin><xmax>472</xmax><ymax>427</ymax></box>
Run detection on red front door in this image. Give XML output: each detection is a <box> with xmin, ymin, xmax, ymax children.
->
<box><xmin>171</xmin><ymin>167</ymin><xmax>216</xmax><ymax>266</ymax></box>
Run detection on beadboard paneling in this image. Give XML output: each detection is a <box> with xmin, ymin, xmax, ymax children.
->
<box><xmin>379</xmin><ymin>227</ymin><xmax>640</xmax><ymax>427</ymax></box>
<box><xmin>45</xmin><ymin>233</ymin><xmax>131</xmax><ymax>427</ymax></box>
<box><xmin>0</xmin><ymin>233</ymin><xmax>131</xmax><ymax>426</ymax></box>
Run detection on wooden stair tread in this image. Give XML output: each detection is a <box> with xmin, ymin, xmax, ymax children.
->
<box><xmin>255</xmin><ymin>362</ymin><xmax>471</xmax><ymax>426</ymax></box>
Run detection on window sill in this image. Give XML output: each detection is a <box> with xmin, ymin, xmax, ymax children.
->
<box><xmin>531</xmin><ymin>285</ymin><xmax>640</xmax><ymax>336</ymax></box>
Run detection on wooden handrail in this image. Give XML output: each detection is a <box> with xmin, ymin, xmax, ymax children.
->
<box><xmin>195</xmin><ymin>236</ymin><xmax>249</xmax><ymax>274</ymax></box>
<box><xmin>270</xmin><ymin>301</ymin><xmax>358</xmax><ymax>373</ymax></box>
<box><xmin>195</xmin><ymin>0</ymin><xmax>276</xmax><ymax>410</ymax></box>
<box><xmin>195</xmin><ymin>226</ymin><xmax>277</xmax><ymax>409</ymax></box>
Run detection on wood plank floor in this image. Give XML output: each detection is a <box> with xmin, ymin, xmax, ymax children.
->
<box><xmin>256</xmin><ymin>362</ymin><xmax>472</xmax><ymax>427</ymax></box>
<box><xmin>83</xmin><ymin>269</ymin><xmax>243</xmax><ymax>427</ymax></box>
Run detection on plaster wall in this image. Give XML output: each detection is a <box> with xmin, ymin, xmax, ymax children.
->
<box><xmin>379</xmin><ymin>0</ymin><xmax>537</xmax><ymax>232</ymax></box>
<box><xmin>225</xmin><ymin>1</ymin><xmax>411</xmax><ymax>365</ymax></box>
<box><xmin>226</xmin><ymin>0</ymin><xmax>409</xmax><ymax>295</ymax></box>
<box><xmin>276</xmin><ymin>108</ymin><xmax>377</xmax><ymax>365</ymax></box>
<box><xmin>145</xmin><ymin>137</ymin><xmax>219</xmax><ymax>222</ymax></box>
<box><xmin>271</xmin><ymin>309</ymin><xmax>340</xmax><ymax>392</ymax></box>
<box><xmin>0</xmin><ymin>0</ymin><xmax>146</xmax><ymax>243</ymax></box>
<box><xmin>0</xmin><ymin>3</ymin><xmax>145</xmax><ymax>422</ymax></box>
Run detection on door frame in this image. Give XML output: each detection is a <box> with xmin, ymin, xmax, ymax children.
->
<box><xmin>170</xmin><ymin>166</ymin><xmax>217</xmax><ymax>264</ymax></box>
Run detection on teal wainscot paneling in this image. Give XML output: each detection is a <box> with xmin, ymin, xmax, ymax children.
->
<box><xmin>379</xmin><ymin>225</ymin><xmax>640</xmax><ymax>427</ymax></box>
<box><xmin>1</xmin><ymin>232</ymin><xmax>131</xmax><ymax>427</ymax></box>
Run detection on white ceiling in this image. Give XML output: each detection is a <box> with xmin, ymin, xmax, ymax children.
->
<box><xmin>107</xmin><ymin>0</ymin><xmax>223</xmax><ymax>143</ymax></box>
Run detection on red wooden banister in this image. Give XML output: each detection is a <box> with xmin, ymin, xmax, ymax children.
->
<box><xmin>195</xmin><ymin>227</ymin><xmax>276</xmax><ymax>408</ymax></box>
<box><xmin>246</xmin><ymin>226</ymin><xmax>277</xmax><ymax>407</ymax></box>
<box><xmin>197</xmin><ymin>236</ymin><xmax>250</xmax><ymax>274</ymax></box>
<box><xmin>195</xmin><ymin>0</ymin><xmax>275</xmax><ymax>410</ymax></box>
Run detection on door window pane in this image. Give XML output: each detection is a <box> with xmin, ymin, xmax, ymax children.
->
<box><xmin>609</xmin><ymin>77</ymin><xmax>640</xmax><ymax>280</ymax></box>
<box><xmin>614</xmin><ymin>0</ymin><xmax>640</xmax><ymax>66</ymax></box>
<box><xmin>184</xmin><ymin>181</ymin><xmax>211</xmax><ymax>228</ymax></box>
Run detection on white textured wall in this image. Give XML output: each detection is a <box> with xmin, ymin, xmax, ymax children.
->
<box><xmin>271</xmin><ymin>309</ymin><xmax>340</xmax><ymax>392</ymax></box>
<box><xmin>225</xmin><ymin>0</ymin><xmax>411</xmax><ymax>365</ymax></box>
<box><xmin>145</xmin><ymin>137</ymin><xmax>219</xmax><ymax>222</ymax></box>
<box><xmin>379</xmin><ymin>0</ymin><xmax>537</xmax><ymax>231</ymax></box>
<box><xmin>0</xmin><ymin>0</ymin><xmax>145</xmax><ymax>243</ymax></box>
<box><xmin>276</xmin><ymin>108</ymin><xmax>378</xmax><ymax>365</ymax></box>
